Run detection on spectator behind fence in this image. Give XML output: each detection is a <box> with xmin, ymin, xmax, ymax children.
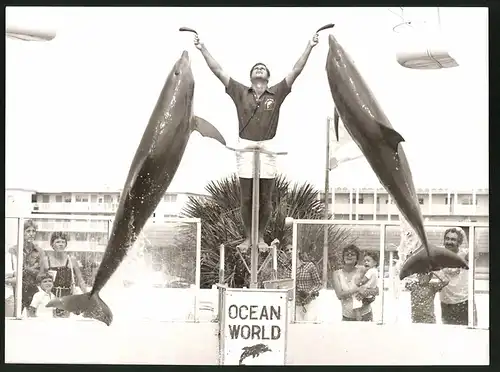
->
<box><xmin>333</xmin><ymin>245</ymin><xmax>380</xmax><ymax>322</ymax></box>
<box><xmin>292</xmin><ymin>245</ymin><xmax>322</xmax><ymax>322</ymax></box>
<box><xmin>6</xmin><ymin>220</ymin><xmax>47</xmax><ymax>314</ymax></box>
<box><xmin>406</xmin><ymin>271</ymin><xmax>449</xmax><ymax>324</ymax></box>
<box><xmin>439</xmin><ymin>228</ymin><xmax>477</xmax><ymax>326</ymax></box>
<box><xmin>27</xmin><ymin>273</ymin><xmax>56</xmax><ymax>318</ymax></box>
<box><xmin>276</xmin><ymin>244</ymin><xmax>292</xmax><ymax>279</ymax></box>
<box><xmin>46</xmin><ymin>231</ymin><xmax>88</xmax><ymax>318</ymax></box>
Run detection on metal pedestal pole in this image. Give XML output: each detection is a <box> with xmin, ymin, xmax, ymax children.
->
<box><xmin>250</xmin><ymin>149</ymin><xmax>260</xmax><ymax>289</ymax></box>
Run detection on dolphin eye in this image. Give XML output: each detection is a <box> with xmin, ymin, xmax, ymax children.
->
<box><xmin>335</xmin><ymin>56</ymin><xmax>341</xmax><ymax>62</ymax></box>
<box><xmin>174</xmin><ymin>71</ymin><xmax>180</xmax><ymax>76</ymax></box>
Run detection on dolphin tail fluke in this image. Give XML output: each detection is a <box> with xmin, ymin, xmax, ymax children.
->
<box><xmin>399</xmin><ymin>244</ymin><xmax>469</xmax><ymax>280</ymax></box>
<box><xmin>46</xmin><ymin>292</ymin><xmax>113</xmax><ymax>326</ymax></box>
<box><xmin>193</xmin><ymin>116</ymin><xmax>226</xmax><ymax>145</ymax></box>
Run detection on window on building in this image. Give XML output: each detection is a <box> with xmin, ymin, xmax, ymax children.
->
<box><xmin>460</xmin><ymin>196</ymin><xmax>473</xmax><ymax>205</ymax></box>
<box><xmin>164</xmin><ymin>194</ymin><xmax>177</xmax><ymax>203</ymax></box>
<box><xmin>75</xmin><ymin>195</ymin><xmax>89</xmax><ymax>203</ymax></box>
<box><xmin>42</xmin><ymin>194</ymin><xmax>50</xmax><ymax>203</ymax></box>
<box><xmin>55</xmin><ymin>195</ymin><xmax>62</xmax><ymax>203</ymax></box>
<box><xmin>104</xmin><ymin>195</ymin><xmax>112</xmax><ymax>203</ymax></box>
<box><xmin>63</xmin><ymin>194</ymin><xmax>72</xmax><ymax>203</ymax></box>
<box><xmin>31</xmin><ymin>194</ymin><xmax>37</xmax><ymax>203</ymax></box>
<box><xmin>91</xmin><ymin>195</ymin><xmax>97</xmax><ymax>203</ymax></box>
<box><xmin>418</xmin><ymin>198</ymin><xmax>424</xmax><ymax>205</ymax></box>
<box><xmin>376</xmin><ymin>196</ymin><xmax>380</xmax><ymax>204</ymax></box>
<box><xmin>75</xmin><ymin>232</ymin><xmax>88</xmax><ymax>241</ymax></box>
<box><xmin>38</xmin><ymin>231</ymin><xmax>50</xmax><ymax>241</ymax></box>
<box><xmin>88</xmin><ymin>232</ymin><xmax>101</xmax><ymax>241</ymax></box>
<box><xmin>351</xmin><ymin>196</ymin><xmax>363</xmax><ymax>204</ymax></box>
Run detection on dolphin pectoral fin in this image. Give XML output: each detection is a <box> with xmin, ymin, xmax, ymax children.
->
<box><xmin>193</xmin><ymin>116</ymin><xmax>227</xmax><ymax>146</ymax></box>
<box><xmin>46</xmin><ymin>292</ymin><xmax>113</xmax><ymax>326</ymax></box>
<box><xmin>399</xmin><ymin>245</ymin><xmax>469</xmax><ymax>280</ymax></box>
<box><xmin>377</xmin><ymin>123</ymin><xmax>405</xmax><ymax>152</ymax></box>
<box><xmin>333</xmin><ymin>109</ymin><xmax>340</xmax><ymax>142</ymax></box>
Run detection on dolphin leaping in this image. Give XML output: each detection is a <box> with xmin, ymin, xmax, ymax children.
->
<box><xmin>47</xmin><ymin>51</ymin><xmax>226</xmax><ymax>325</ymax></box>
<box><xmin>325</xmin><ymin>34</ymin><xmax>468</xmax><ymax>279</ymax></box>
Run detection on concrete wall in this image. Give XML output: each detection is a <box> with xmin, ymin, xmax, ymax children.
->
<box><xmin>5</xmin><ymin>319</ymin><xmax>488</xmax><ymax>365</ymax></box>
<box><xmin>287</xmin><ymin>322</ymin><xmax>489</xmax><ymax>365</ymax></box>
<box><xmin>5</xmin><ymin>319</ymin><xmax>220</xmax><ymax>364</ymax></box>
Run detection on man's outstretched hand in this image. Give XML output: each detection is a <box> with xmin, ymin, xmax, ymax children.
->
<box><xmin>309</xmin><ymin>33</ymin><xmax>319</xmax><ymax>48</ymax></box>
<box><xmin>194</xmin><ymin>34</ymin><xmax>203</xmax><ymax>50</ymax></box>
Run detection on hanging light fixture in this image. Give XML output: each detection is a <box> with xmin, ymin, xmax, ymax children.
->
<box><xmin>391</xmin><ymin>7</ymin><xmax>459</xmax><ymax>70</ymax></box>
<box><xmin>6</xmin><ymin>24</ymin><xmax>56</xmax><ymax>42</ymax></box>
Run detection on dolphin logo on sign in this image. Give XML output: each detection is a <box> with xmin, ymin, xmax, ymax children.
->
<box><xmin>239</xmin><ymin>343</ymin><xmax>272</xmax><ymax>365</ymax></box>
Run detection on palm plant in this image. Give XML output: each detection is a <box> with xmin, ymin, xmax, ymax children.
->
<box><xmin>181</xmin><ymin>174</ymin><xmax>355</xmax><ymax>288</ymax></box>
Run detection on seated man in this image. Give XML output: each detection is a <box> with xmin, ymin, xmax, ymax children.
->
<box><xmin>194</xmin><ymin>32</ymin><xmax>319</xmax><ymax>250</ymax></box>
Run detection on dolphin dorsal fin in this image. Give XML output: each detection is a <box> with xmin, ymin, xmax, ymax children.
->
<box><xmin>377</xmin><ymin>122</ymin><xmax>405</xmax><ymax>152</ymax></box>
<box><xmin>193</xmin><ymin>116</ymin><xmax>227</xmax><ymax>146</ymax></box>
<box><xmin>333</xmin><ymin>109</ymin><xmax>340</xmax><ymax>142</ymax></box>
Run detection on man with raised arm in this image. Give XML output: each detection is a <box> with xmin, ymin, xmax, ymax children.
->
<box><xmin>194</xmin><ymin>32</ymin><xmax>319</xmax><ymax>251</ymax></box>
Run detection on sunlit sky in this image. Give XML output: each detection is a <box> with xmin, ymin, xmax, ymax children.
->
<box><xmin>6</xmin><ymin>7</ymin><xmax>488</xmax><ymax>194</ymax></box>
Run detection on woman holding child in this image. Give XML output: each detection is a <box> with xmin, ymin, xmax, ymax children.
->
<box><xmin>332</xmin><ymin>244</ymin><xmax>380</xmax><ymax>322</ymax></box>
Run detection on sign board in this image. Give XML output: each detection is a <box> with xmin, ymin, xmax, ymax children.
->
<box><xmin>221</xmin><ymin>289</ymin><xmax>288</xmax><ymax>366</ymax></box>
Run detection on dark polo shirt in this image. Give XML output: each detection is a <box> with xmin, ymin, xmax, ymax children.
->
<box><xmin>226</xmin><ymin>78</ymin><xmax>292</xmax><ymax>142</ymax></box>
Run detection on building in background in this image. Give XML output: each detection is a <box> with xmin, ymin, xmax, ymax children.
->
<box><xmin>320</xmin><ymin>186</ymin><xmax>489</xmax><ymax>222</ymax></box>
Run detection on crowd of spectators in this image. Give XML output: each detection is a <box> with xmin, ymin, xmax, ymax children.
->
<box><xmin>5</xmin><ymin>220</ymin><xmax>99</xmax><ymax>318</ymax></box>
<box><xmin>270</xmin><ymin>226</ymin><xmax>476</xmax><ymax>325</ymax></box>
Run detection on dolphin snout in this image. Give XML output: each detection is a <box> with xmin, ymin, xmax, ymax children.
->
<box><xmin>174</xmin><ymin>51</ymin><xmax>191</xmax><ymax>75</ymax></box>
<box><xmin>328</xmin><ymin>34</ymin><xmax>338</xmax><ymax>47</ymax></box>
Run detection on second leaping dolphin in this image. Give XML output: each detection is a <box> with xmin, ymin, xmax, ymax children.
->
<box><xmin>46</xmin><ymin>51</ymin><xmax>226</xmax><ymax>325</ymax></box>
<box><xmin>325</xmin><ymin>34</ymin><xmax>468</xmax><ymax>280</ymax></box>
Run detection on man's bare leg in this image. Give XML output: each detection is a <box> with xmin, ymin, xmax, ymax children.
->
<box><xmin>258</xmin><ymin>178</ymin><xmax>275</xmax><ymax>250</ymax></box>
<box><xmin>237</xmin><ymin>178</ymin><xmax>252</xmax><ymax>251</ymax></box>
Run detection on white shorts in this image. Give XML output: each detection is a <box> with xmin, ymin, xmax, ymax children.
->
<box><xmin>235</xmin><ymin>139</ymin><xmax>278</xmax><ymax>179</ymax></box>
